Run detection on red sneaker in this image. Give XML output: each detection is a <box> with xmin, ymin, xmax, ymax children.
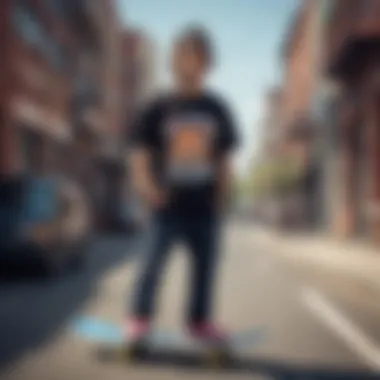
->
<box><xmin>124</xmin><ymin>318</ymin><xmax>150</xmax><ymax>342</ymax></box>
<box><xmin>188</xmin><ymin>322</ymin><xmax>228</xmax><ymax>344</ymax></box>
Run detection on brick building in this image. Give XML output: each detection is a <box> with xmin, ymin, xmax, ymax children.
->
<box><xmin>281</xmin><ymin>0</ymin><xmax>319</xmax><ymax>162</ymax></box>
<box><xmin>0</xmin><ymin>2</ymin><xmax>14</xmax><ymax>175</ymax></box>
<box><xmin>121</xmin><ymin>29</ymin><xmax>156</xmax><ymax>138</ymax></box>
<box><xmin>65</xmin><ymin>1</ymin><xmax>107</xmax><ymax>204</ymax></box>
<box><xmin>325</xmin><ymin>0</ymin><xmax>380</xmax><ymax>241</ymax></box>
<box><xmin>278</xmin><ymin>0</ymin><xmax>320</xmax><ymax>227</ymax></box>
<box><xmin>113</xmin><ymin>28</ymin><xmax>156</xmax><ymax>230</ymax></box>
<box><xmin>69</xmin><ymin>0</ymin><xmax>125</xmax><ymax>230</ymax></box>
<box><xmin>93</xmin><ymin>1</ymin><xmax>126</xmax><ymax>230</ymax></box>
<box><xmin>0</xmin><ymin>0</ymin><xmax>75</xmax><ymax>176</ymax></box>
<box><xmin>260</xmin><ymin>86</ymin><xmax>283</xmax><ymax>160</ymax></box>
<box><xmin>309</xmin><ymin>0</ymin><xmax>342</xmax><ymax>231</ymax></box>
<box><xmin>0</xmin><ymin>0</ymin><xmax>116</xmax><ymax>175</ymax></box>
<box><xmin>0</xmin><ymin>0</ymin><xmax>126</xmax><ymax>229</ymax></box>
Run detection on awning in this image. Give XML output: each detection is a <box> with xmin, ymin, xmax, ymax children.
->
<box><xmin>10</xmin><ymin>96</ymin><xmax>72</xmax><ymax>142</ymax></box>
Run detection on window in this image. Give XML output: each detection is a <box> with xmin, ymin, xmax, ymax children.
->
<box><xmin>12</xmin><ymin>1</ymin><xmax>46</xmax><ymax>49</ymax></box>
<box><xmin>12</xmin><ymin>1</ymin><xmax>68</xmax><ymax>73</ymax></box>
<box><xmin>44</xmin><ymin>0</ymin><xmax>68</xmax><ymax>18</ymax></box>
<box><xmin>23</xmin><ymin>176</ymin><xmax>57</xmax><ymax>223</ymax></box>
<box><xmin>42</xmin><ymin>39</ymin><xmax>67</xmax><ymax>71</ymax></box>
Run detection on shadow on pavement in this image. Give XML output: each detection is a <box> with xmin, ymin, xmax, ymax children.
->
<box><xmin>98</xmin><ymin>350</ymin><xmax>379</xmax><ymax>379</ymax></box>
<box><xmin>0</xmin><ymin>233</ymin><xmax>141</xmax><ymax>372</ymax></box>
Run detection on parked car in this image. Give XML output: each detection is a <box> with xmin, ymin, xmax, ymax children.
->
<box><xmin>108</xmin><ymin>193</ymin><xmax>149</xmax><ymax>234</ymax></box>
<box><xmin>0</xmin><ymin>174</ymin><xmax>92</xmax><ymax>277</ymax></box>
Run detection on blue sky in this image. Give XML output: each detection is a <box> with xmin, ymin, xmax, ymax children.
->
<box><xmin>117</xmin><ymin>0</ymin><xmax>298</xmax><ymax>175</ymax></box>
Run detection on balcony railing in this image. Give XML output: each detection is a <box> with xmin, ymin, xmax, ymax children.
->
<box><xmin>327</xmin><ymin>0</ymin><xmax>380</xmax><ymax>72</ymax></box>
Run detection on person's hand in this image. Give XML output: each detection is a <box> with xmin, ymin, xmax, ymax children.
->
<box><xmin>149</xmin><ymin>187</ymin><xmax>167</xmax><ymax>209</ymax></box>
<box><xmin>139</xmin><ymin>182</ymin><xmax>167</xmax><ymax>210</ymax></box>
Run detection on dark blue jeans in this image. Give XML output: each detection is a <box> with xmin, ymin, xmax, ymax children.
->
<box><xmin>131</xmin><ymin>213</ymin><xmax>220</xmax><ymax>324</ymax></box>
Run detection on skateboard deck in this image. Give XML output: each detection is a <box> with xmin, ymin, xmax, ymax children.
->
<box><xmin>97</xmin><ymin>333</ymin><xmax>253</xmax><ymax>368</ymax></box>
<box><xmin>72</xmin><ymin>317</ymin><xmax>264</xmax><ymax>368</ymax></box>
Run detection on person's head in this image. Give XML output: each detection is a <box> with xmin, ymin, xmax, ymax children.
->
<box><xmin>171</xmin><ymin>25</ymin><xmax>214</xmax><ymax>93</ymax></box>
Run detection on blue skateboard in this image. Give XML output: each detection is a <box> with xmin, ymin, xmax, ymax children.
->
<box><xmin>72</xmin><ymin>316</ymin><xmax>265</xmax><ymax>368</ymax></box>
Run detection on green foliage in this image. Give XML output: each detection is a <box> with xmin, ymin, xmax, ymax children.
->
<box><xmin>243</xmin><ymin>159</ymin><xmax>303</xmax><ymax>199</ymax></box>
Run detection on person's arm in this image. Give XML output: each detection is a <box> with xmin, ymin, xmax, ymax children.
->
<box><xmin>131</xmin><ymin>147</ymin><xmax>165</xmax><ymax>208</ymax></box>
<box><xmin>216</xmin><ymin>101</ymin><xmax>239</xmax><ymax>212</ymax></box>
<box><xmin>130</xmin><ymin>100</ymin><xmax>166</xmax><ymax>209</ymax></box>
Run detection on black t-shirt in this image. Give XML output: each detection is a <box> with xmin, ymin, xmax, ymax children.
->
<box><xmin>131</xmin><ymin>92</ymin><xmax>239</xmax><ymax>217</ymax></box>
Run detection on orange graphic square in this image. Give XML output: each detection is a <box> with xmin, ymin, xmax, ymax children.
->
<box><xmin>169</xmin><ymin>126</ymin><xmax>208</xmax><ymax>164</ymax></box>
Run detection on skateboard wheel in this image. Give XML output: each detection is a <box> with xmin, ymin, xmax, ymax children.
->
<box><xmin>124</xmin><ymin>343</ymin><xmax>146</xmax><ymax>362</ymax></box>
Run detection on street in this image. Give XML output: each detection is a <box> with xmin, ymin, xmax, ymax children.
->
<box><xmin>1</xmin><ymin>221</ymin><xmax>380</xmax><ymax>380</ymax></box>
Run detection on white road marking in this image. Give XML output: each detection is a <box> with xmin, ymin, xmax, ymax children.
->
<box><xmin>301</xmin><ymin>286</ymin><xmax>380</xmax><ymax>371</ymax></box>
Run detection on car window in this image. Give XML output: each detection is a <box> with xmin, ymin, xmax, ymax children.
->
<box><xmin>22</xmin><ymin>177</ymin><xmax>58</xmax><ymax>223</ymax></box>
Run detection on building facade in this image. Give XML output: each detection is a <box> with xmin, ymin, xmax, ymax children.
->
<box><xmin>281</xmin><ymin>0</ymin><xmax>319</xmax><ymax>163</ymax></box>
<box><xmin>0</xmin><ymin>0</ymin><xmax>126</xmax><ymax>230</ymax></box>
<box><xmin>278</xmin><ymin>0</ymin><xmax>320</xmax><ymax>228</ymax></box>
<box><xmin>0</xmin><ymin>1</ymin><xmax>13</xmax><ymax>175</ymax></box>
<box><xmin>117</xmin><ymin>28</ymin><xmax>156</xmax><ymax>229</ymax></box>
<box><xmin>1</xmin><ymin>0</ymin><xmax>75</xmax><ymax>176</ymax></box>
<box><xmin>121</xmin><ymin>29</ymin><xmax>156</xmax><ymax>139</ymax></box>
<box><xmin>260</xmin><ymin>87</ymin><xmax>283</xmax><ymax>161</ymax></box>
<box><xmin>325</xmin><ymin>0</ymin><xmax>380</xmax><ymax>241</ymax></box>
<box><xmin>310</xmin><ymin>0</ymin><xmax>341</xmax><ymax>231</ymax></box>
<box><xmin>71</xmin><ymin>0</ymin><xmax>127</xmax><ymax>231</ymax></box>
<box><xmin>66</xmin><ymin>0</ymin><xmax>115</xmax><ymax>229</ymax></box>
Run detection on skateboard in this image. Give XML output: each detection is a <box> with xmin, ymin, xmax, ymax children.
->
<box><xmin>72</xmin><ymin>316</ymin><xmax>264</xmax><ymax>368</ymax></box>
<box><xmin>99</xmin><ymin>333</ymin><xmax>233</xmax><ymax>368</ymax></box>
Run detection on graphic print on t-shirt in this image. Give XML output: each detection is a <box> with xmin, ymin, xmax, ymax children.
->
<box><xmin>165</xmin><ymin>113</ymin><xmax>216</xmax><ymax>184</ymax></box>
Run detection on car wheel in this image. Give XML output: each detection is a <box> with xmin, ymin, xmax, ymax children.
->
<box><xmin>29</xmin><ymin>244</ymin><xmax>66</xmax><ymax>280</ymax></box>
<box><xmin>67</xmin><ymin>236</ymin><xmax>91</xmax><ymax>273</ymax></box>
<box><xmin>68</xmin><ymin>251</ymin><xmax>85</xmax><ymax>272</ymax></box>
<box><xmin>20</xmin><ymin>243</ymin><xmax>53</xmax><ymax>278</ymax></box>
<box><xmin>40</xmin><ymin>255</ymin><xmax>65</xmax><ymax>279</ymax></box>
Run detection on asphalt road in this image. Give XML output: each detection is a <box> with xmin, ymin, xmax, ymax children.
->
<box><xmin>1</xmin><ymin>221</ymin><xmax>380</xmax><ymax>380</ymax></box>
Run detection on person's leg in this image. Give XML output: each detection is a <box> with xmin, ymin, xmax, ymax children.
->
<box><xmin>184</xmin><ymin>216</ymin><xmax>221</xmax><ymax>326</ymax></box>
<box><xmin>129</xmin><ymin>213</ymin><xmax>177</xmax><ymax>322</ymax></box>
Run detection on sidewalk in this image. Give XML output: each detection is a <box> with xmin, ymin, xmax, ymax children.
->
<box><xmin>252</xmin><ymin>226</ymin><xmax>380</xmax><ymax>290</ymax></box>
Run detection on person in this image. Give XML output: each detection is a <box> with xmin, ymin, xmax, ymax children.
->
<box><xmin>126</xmin><ymin>25</ymin><xmax>239</xmax><ymax>344</ymax></box>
